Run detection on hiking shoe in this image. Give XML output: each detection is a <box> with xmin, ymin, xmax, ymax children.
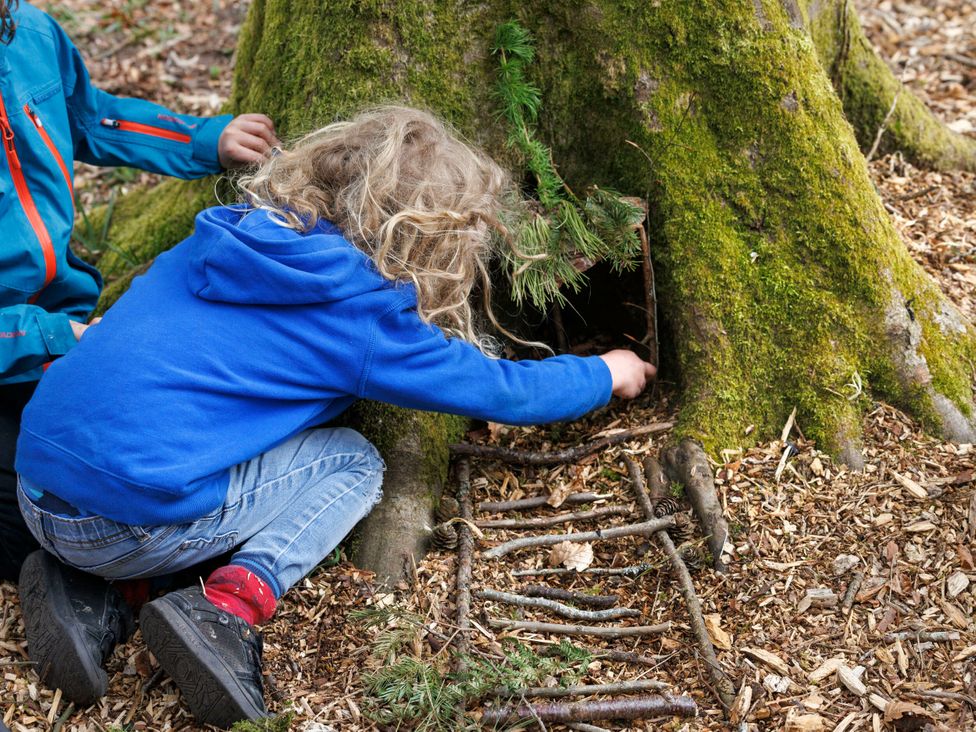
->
<box><xmin>139</xmin><ymin>587</ymin><xmax>267</xmax><ymax>727</ymax></box>
<box><xmin>18</xmin><ymin>550</ymin><xmax>134</xmax><ymax>705</ymax></box>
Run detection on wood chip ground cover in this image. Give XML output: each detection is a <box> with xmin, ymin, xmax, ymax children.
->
<box><xmin>2</xmin><ymin>0</ymin><xmax>974</xmax><ymax>729</ymax></box>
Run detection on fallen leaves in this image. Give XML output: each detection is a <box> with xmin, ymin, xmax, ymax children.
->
<box><xmin>547</xmin><ymin>541</ymin><xmax>594</xmax><ymax>571</ymax></box>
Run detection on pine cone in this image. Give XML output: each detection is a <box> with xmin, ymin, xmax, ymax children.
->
<box><xmin>668</xmin><ymin>511</ymin><xmax>696</xmax><ymax>546</ymax></box>
<box><xmin>431</xmin><ymin>522</ymin><xmax>459</xmax><ymax>550</ymax></box>
<box><xmin>435</xmin><ymin>495</ymin><xmax>460</xmax><ymax>524</ymax></box>
<box><xmin>653</xmin><ymin>496</ymin><xmax>682</xmax><ymax>517</ymax></box>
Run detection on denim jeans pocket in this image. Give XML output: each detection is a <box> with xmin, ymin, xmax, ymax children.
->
<box><xmin>141</xmin><ymin>530</ymin><xmax>241</xmax><ymax>578</ymax></box>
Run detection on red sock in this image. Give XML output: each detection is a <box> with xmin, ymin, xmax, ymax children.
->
<box><xmin>202</xmin><ymin>565</ymin><xmax>277</xmax><ymax>626</ymax></box>
<box><xmin>114</xmin><ymin>578</ymin><xmax>151</xmax><ymax>612</ymax></box>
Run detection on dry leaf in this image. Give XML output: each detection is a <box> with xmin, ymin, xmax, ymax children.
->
<box><xmin>883</xmin><ymin>701</ymin><xmax>934</xmax><ymax>730</ymax></box>
<box><xmin>546</xmin><ymin>481</ymin><xmax>573</xmax><ymax>508</ymax></box>
<box><xmin>547</xmin><ymin>540</ymin><xmax>593</xmax><ymax>571</ymax></box>
<box><xmin>704</xmin><ymin>613</ymin><xmax>732</xmax><ymax>650</ymax></box>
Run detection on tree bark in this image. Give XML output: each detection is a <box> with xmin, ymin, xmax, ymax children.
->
<box><xmin>91</xmin><ymin>0</ymin><xmax>976</xmax><ymax>579</ymax></box>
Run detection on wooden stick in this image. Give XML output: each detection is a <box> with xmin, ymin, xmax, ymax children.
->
<box><xmin>539</xmin><ymin>646</ymin><xmax>669</xmax><ymax>667</ymax></box>
<box><xmin>522</xmin><ymin>585</ymin><xmax>618</xmax><ymax>609</ymax></box>
<box><xmin>883</xmin><ymin>630</ymin><xmax>960</xmax><ymax>643</ymax></box>
<box><xmin>624</xmin><ymin>455</ymin><xmax>736</xmax><ymax>712</ymax></box>
<box><xmin>475</xmin><ymin>589</ymin><xmax>640</xmax><ymax>621</ymax></box>
<box><xmin>512</xmin><ymin>564</ymin><xmax>655</xmax><ymax>578</ymax></box>
<box><xmin>567</xmin><ymin>724</ymin><xmax>611</xmax><ymax>732</ymax></box>
<box><xmin>486</xmin><ymin>679</ymin><xmax>669</xmax><ymax>699</ymax></box>
<box><xmin>483</xmin><ymin>517</ymin><xmax>675</xmax><ymax>559</ymax></box>
<box><xmin>480</xmin><ymin>694</ymin><xmax>697</xmax><ymax>724</ymax></box>
<box><xmin>841</xmin><ymin>571</ymin><xmax>863</xmax><ymax>615</ymax></box>
<box><xmin>450</xmin><ymin>422</ymin><xmax>673</xmax><ymax>466</ymax></box>
<box><xmin>478</xmin><ymin>492</ymin><xmax>613</xmax><ymax>513</ymax></box>
<box><xmin>454</xmin><ymin>458</ymin><xmax>474</xmax><ymax>674</ymax></box>
<box><xmin>475</xmin><ymin>505</ymin><xmax>630</xmax><ymax>529</ymax></box>
<box><xmin>636</xmin><ymin>212</ymin><xmax>659</xmax><ymax>366</ymax></box>
<box><xmin>489</xmin><ymin>618</ymin><xmax>670</xmax><ymax>638</ymax></box>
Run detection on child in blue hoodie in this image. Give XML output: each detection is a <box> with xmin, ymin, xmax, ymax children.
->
<box><xmin>16</xmin><ymin>106</ymin><xmax>656</xmax><ymax>726</ymax></box>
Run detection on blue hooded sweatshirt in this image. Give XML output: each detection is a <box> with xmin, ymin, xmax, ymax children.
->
<box><xmin>16</xmin><ymin>207</ymin><xmax>613</xmax><ymax>526</ymax></box>
<box><xmin>0</xmin><ymin>3</ymin><xmax>230</xmax><ymax>384</ymax></box>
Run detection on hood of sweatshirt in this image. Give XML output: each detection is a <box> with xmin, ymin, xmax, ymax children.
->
<box><xmin>186</xmin><ymin>206</ymin><xmax>389</xmax><ymax>305</ymax></box>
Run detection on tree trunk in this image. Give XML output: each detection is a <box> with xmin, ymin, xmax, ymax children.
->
<box><xmin>93</xmin><ymin>0</ymin><xmax>976</xmax><ymax>578</ymax></box>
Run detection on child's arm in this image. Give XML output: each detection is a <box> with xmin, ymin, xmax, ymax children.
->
<box><xmin>357</xmin><ymin>298</ymin><xmax>654</xmax><ymax>425</ymax></box>
<box><xmin>0</xmin><ymin>306</ymin><xmax>79</xmax><ymax>377</ymax></box>
<box><xmin>50</xmin><ymin>20</ymin><xmax>275</xmax><ymax>177</ymax></box>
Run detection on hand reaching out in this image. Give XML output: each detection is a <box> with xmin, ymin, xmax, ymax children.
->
<box><xmin>70</xmin><ymin>317</ymin><xmax>101</xmax><ymax>341</ymax></box>
<box><xmin>218</xmin><ymin>114</ymin><xmax>280</xmax><ymax>169</ymax></box>
<box><xmin>598</xmin><ymin>349</ymin><xmax>657</xmax><ymax>399</ymax></box>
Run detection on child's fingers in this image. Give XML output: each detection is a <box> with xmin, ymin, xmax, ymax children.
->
<box><xmin>644</xmin><ymin>362</ymin><xmax>657</xmax><ymax>379</ymax></box>
<box><xmin>235</xmin><ymin>117</ymin><xmax>279</xmax><ymax>147</ymax></box>
<box><xmin>225</xmin><ymin>141</ymin><xmax>267</xmax><ymax>164</ymax></box>
<box><xmin>236</xmin><ymin>132</ymin><xmax>274</xmax><ymax>157</ymax></box>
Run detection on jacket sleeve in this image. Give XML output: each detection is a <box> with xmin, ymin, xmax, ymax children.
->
<box><xmin>0</xmin><ymin>306</ymin><xmax>77</xmax><ymax>378</ymax></box>
<box><xmin>358</xmin><ymin>297</ymin><xmax>613</xmax><ymax>425</ymax></box>
<box><xmin>52</xmin><ymin>21</ymin><xmax>231</xmax><ymax>178</ymax></box>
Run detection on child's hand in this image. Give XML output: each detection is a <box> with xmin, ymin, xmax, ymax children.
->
<box><xmin>218</xmin><ymin>114</ymin><xmax>280</xmax><ymax>168</ymax></box>
<box><xmin>598</xmin><ymin>349</ymin><xmax>657</xmax><ymax>399</ymax></box>
<box><xmin>70</xmin><ymin>317</ymin><xmax>101</xmax><ymax>341</ymax></box>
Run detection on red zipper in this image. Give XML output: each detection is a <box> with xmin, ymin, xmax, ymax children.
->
<box><xmin>101</xmin><ymin>118</ymin><xmax>191</xmax><ymax>144</ymax></box>
<box><xmin>0</xmin><ymin>93</ymin><xmax>57</xmax><ymax>299</ymax></box>
<box><xmin>24</xmin><ymin>105</ymin><xmax>74</xmax><ymax>212</ymax></box>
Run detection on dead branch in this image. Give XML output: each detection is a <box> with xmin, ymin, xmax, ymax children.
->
<box><xmin>512</xmin><ymin>564</ymin><xmax>655</xmax><ymax>578</ymax></box>
<box><xmin>635</xmin><ymin>207</ymin><xmax>659</xmax><ymax>366</ymax></box>
<box><xmin>475</xmin><ymin>588</ymin><xmax>640</xmax><ymax>621</ymax></box>
<box><xmin>883</xmin><ymin>630</ymin><xmax>960</xmax><ymax>643</ymax></box>
<box><xmin>482</xmin><ymin>517</ymin><xmax>675</xmax><ymax>559</ymax></box>
<box><xmin>475</xmin><ymin>505</ymin><xmax>630</xmax><ymax>529</ymax></box>
<box><xmin>479</xmin><ymin>492</ymin><xmax>614</xmax><ymax>513</ymax></box>
<box><xmin>522</xmin><ymin>585</ymin><xmax>618</xmax><ymax>608</ymax></box>
<box><xmin>539</xmin><ymin>646</ymin><xmax>668</xmax><ymax>666</ymax></box>
<box><xmin>480</xmin><ymin>694</ymin><xmax>697</xmax><ymax>724</ymax></box>
<box><xmin>624</xmin><ymin>454</ymin><xmax>736</xmax><ymax>712</ymax></box>
<box><xmin>661</xmin><ymin>439</ymin><xmax>729</xmax><ymax>571</ymax></box>
<box><xmin>454</xmin><ymin>457</ymin><xmax>474</xmax><ymax>674</ymax></box>
<box><xmin>567</xmin><ymin>724</ymin><xmax>611</xmax><ymax>732</ymax></box>
<box><xmin>488</xmin><ymin>618</ymin><xmax>670</xmax><ymax>638</ymax></box>
<box><xmin>841</xmin><ymin>571</ymin><xmax>863</xmax><ymax>615</ymax></box>
<box><xmin>485</xmin><ymin>679</ymin><xmax>669</xmax><ymax>699</ymax></box>
<box><xmin>450</xmin><ymin>422</ymin><xmax>673</xmax><ymax>466</ymax></box>
<box><xmin>643</xmin><ymin>455</ymin><xmax>670</xmax><ymax>501</ymax></box>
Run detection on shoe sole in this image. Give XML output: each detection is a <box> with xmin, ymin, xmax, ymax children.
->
<box><xmin>18</xmin><ymin>551</ymin><xmax>107</xmax><ymax>705</ymax></box>
<box><xmin>140</xmin><ymin>598</ymin><xmax>266</xmax><ymax>727</ymax></box>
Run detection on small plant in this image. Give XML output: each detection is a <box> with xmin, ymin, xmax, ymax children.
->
<box><xmin>492</xmin><ymin>20</ymin><xmax>644</xmax><ymax>310</ymax></box>
<box><xmin>231</xmin><ymin>714</ymin><xmax>294</xmax><ymax>732</ymax></box>
<box><xmin>356</xmin><ymin>607</ymin><xmax>591</xmax><ymax>731</ymax></box>
<box><xmin>72</xmin><ymin>190</ymin><xmax>137</xmax><ymax>266</ymax></box>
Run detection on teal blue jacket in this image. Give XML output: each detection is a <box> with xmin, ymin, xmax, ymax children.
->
<box><xmin>0</xmin><ymin>3</ymin><xmax>231</xmax><ymax>383</ymax></box>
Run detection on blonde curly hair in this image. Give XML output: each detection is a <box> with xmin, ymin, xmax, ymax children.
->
<box><xmin>237</xmin><ymin>106</ymin><xmax>519</xmax><ymax>354</ymax></box>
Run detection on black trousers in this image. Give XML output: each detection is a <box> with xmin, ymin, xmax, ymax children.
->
<box><xmin>0</xmin><ymin>381</ymin><xmax>39</xmax><ymax>582</ymax></box>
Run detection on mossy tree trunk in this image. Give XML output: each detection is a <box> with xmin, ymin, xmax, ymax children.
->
<box><xmin>95</xmin><ymin>0</ymin><xmax>976</xmax><ymax>579</ymax></box>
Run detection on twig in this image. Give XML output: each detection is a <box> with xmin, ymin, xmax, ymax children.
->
<box><xmin>489</xmin><ymin>618</ymin><xmax>670</xmax><ymax>638</ymax></box>
<box><xmin>478</xmin><ymin>492</ymin><xmax>613</xmax><ymax>513</ymax></box>
<box><xmin>910</xmin><ymin>689</ymin><xmax>976</xmax><ymax>709</ymax></box>
<box><xmin>896</xmin><ymin>184</ymin><xmax>938</xmax><ymax>202</ymax></box>
<box><xmin>483</xmin><ymin>517</ymin><xmax>675</xmax><ymax>559</ymax></box>
<box><xmin>450</xmin><ymin>422</ymin><xmax>673</xmax><ymax>466</ymax></box>
<box><xmin>539</xmin><ymin>646</ymin><xmax>669</xmax><ymax>666</ymax></box>
<box><xmin>883</xmin><ymin>630</ymin><xmax>960</xmax><ymax>643</ymax></box>
<box><xmin>512</xmin><ymin>564</ymin><xmax>655</xmax><ymax>578</ymax></box>
<box><xmin>866</xmin><ymin>58</ymin><xmax>911</xmax><ymax>163</ymax></box>
<box><xmin>454</xmin><ymin>458</ymin><xmax>474</xmax><ymax>674</ymax></box>
<box><xmin>475</xmin><ymin>589</ymin><xmax>640</xmax><ymax>621</ymax></box>
<box><xmin>945</xmin><ymin>53</ymin><xmax>976</xmax><ymax>69</ymax></box>
<box><xmin>475</xmin><ymin>505</ymin><xmax>630</xmax><ymax>529</ymax></box>
<box><xmin>634</xmin><ymin>207</ymin><xmax>659</xmax><ymax>366</ymax></box>
<box><xmin>486</xmin><ymin>679</ymin><xmax>669</xmax><ymax>699</ymax></box>
<box><xmin>480</xmin><ymin>694</ymin><xmax>697</xmax><ymax>724</ymax></box>
<box><xmin>567</xmin><ymin>724</ymin><xmax>610</xmax><ymax>732</ymax></box>
<box><xmin>51</xmin><ymin>702</ymin><xmax>75</xmax><ymax>732</ymax></box>
<box><xmin>624</xmin><ymin>455</ymin><xmax>736</xmax><ymax>712</ymax></box>
<box><xmin>522</xmin><ymin>585</ymin><xmax>618</xmax><ymax>608</ymax></box>
<box><xmin>841</xmin><ymin>571</ymin><xmax>863</xmax><ymax>615</ymax></box>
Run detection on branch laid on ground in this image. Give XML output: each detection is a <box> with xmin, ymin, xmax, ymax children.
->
<box><xmin>483</xmin><ymin>517</ymin><xmax>675</xmax><ymax>559</ymax></box>
<box><xmin>485</xmin><ymin>679</ymin><xmax>669</xmax><ymax>699</ymax></box>
<box><xmin>480</xmin><ymin>694</ymin><xmax>697</xmax><ymax>724</ymax></box>
<box><xmin>567</xmin><ymin>724</ymin><xmax>610</xmax><ymax>732</ymax></box>
<box><xmin>512</xmin><ymin>563</ymin><xmax>655</xmax><ymax>578</ymax></box>
<box><xmin>522</xmin><ymin>585</ymin><xmax>618</xmax><ymax>608</ymax></box>
<box><xmin>540</xmin><ymin>646</ymin><xmax>668</xmax><ymax>666</ymax></box>
<box><xmin>841</xmin><ymin>571</ymin><xmax>863</xmax><ymax>615</ymax></box>
<box><xmin>454</xmin><ymin>458</ymin><xmax>474</xmax><ymax>674</ymax></box>
<box><xmin>475</xmin><ymin>589</ymin><xmax>640</xmax><ymax>622</ymax></box>
<box><xmin>478</xmin><ymin>492</ymin><xmax>613</xmax><ymax>513</ymax></box>
<box><xmin>661</xmin><ymin>439</ymin><xmax>728</xmax><ymax>572</ymax></box>
<box><xmin>643</xmin><ymin>455</ymin><xmax>670</xmax><ymax>501</ymax></box>
<box><xmin>489</xmin><ymin>618</ymin><xmax>670</xmax><ymax>638</ymax></box>
<box><xmin>450</xmin><ymin>422</ymin><xmax>673</xmax><ymax>466</ymax></box>
<box><xmin>475</xmin><ymin>505</ymin><xmax>630</xmax><ymax>529</ymax></box>
<box><xmin>883</xmin><ymin>630</ymin><xmax>960</xmax><ymax>643</ymax></box>
<box><xmin>625</xmin><ymin>454</ymin><xmax>736</xmax><ymax>711</ymax></box>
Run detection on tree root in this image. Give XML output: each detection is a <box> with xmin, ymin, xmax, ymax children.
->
<box><xmin>805</xmin><ymin>0</ymin><xmax>976</xmax><ymax>172</ymax></box>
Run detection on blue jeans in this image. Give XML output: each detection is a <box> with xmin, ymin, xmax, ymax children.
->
<box><xmin>17</xmin><ymin>427</ymin><xmax>385</xmax><ymax>598</ymax></box>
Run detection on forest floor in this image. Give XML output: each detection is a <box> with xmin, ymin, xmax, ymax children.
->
<box><xmin>2</xmin><ymin>1</ymin><xmax>975</xmax><ymax>731</ymax></box>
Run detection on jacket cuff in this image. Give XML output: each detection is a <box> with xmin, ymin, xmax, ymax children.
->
<box><xmin>36</xmin><ymin>312</ymin><xmax>77</xmax><ymax>357</ymax></box>
<box><xmin>582</xmin><ymin>355</ymin><xmax>614</xmax><ymax>410</ymax></box>
<box><xmin>192</xmin><ymin>114</ymin><xmax>233</xmax><ymax>169</ymax></box>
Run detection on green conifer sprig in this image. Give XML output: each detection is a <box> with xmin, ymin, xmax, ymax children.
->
<box><xmin>492</xmin><ymin>20</ymin><xmax>644</xmax><ymax>309</ymax></box>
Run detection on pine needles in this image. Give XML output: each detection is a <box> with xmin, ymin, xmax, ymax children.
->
<box><xmin>492</xmin><ymin>20</ymin><xmax>645</xmax><ymax>309</ymax></box>
<box><xmin>355</xmin><ymin>606</ymin><xmax>591</xmax><ymax>730</ymax></box>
